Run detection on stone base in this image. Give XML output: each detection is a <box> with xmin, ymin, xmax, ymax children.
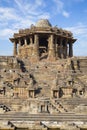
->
<box><xmin>47</xmin><ymin>56</ymin><xmax>56</xmax><ymax>61</ymax></box>
<box><xmin>30</xmin><ymin>55</ymin><xmax>40</xmax><ymax>62</ymax></box>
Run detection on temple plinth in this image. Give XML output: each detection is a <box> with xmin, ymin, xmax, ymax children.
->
<box><xmin>10</xmin><ymin>19</ymin><xmax>76</xmax><ymax>61</ymax></box>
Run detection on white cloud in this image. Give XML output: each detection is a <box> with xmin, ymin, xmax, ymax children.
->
<box><xmin>0</xmin><ymin>7</ymin><xmax>18</xmax><ymax>21</ymax></box>
<box><xmin>35</xmin><ymin>0</ymin><xmax>45</xmax><ymax>7</ymax></box>
<box><xmin>0</xmin><ymin>0</ymin><xmax>71</xmax><ymax>40</ymax></box>
<box><xmin>65</xmin><ymin>23</ymin><xmax>87</xmax><ymax>36</ymax></box>
<box><xmin>14</xmin><ymin>0</ymin><xmax>46</xmax><ymax>16</ymax></box>
<box><xmin>37</xmin><ymin>13</ymin><xmax>50</xmax><ymax>19</ymax></box>
<box><xmin>64</xmin><ymin>23</ymin><xmax>87</xmax><ymax>56</ymax></box>
<box><xmin>0</xmin><ymin>0</ymin><xmax>50</xmax><ymax>39</ymax></box>
<box><xmin>0</xmin><ymin>28</ymin><xmax>17</xmax><ymax>38</ymax></box>
<box><xmin>62</xmin><ymin>11</ymin><xmax>70</xmax><ymax>18</ymax></box>
<box><xmin>53</xmin><ymin>0</ymin><xmax>64</xmax><ymax>13</ymax></box>
<box><xmin>53</xmin><ymin>0</ymin><xmax>70</xmax><ymax>18</ymax></box>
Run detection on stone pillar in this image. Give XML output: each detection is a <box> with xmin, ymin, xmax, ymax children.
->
<box><xmin>55</xmin><ymin>36</ymin><xmax>58</xmax><ymax>59</ymax></box>
<box><xmin>57</xmin><ymin>91</ymin><xmax>59</xmax><ymax>98</ymax></box>
<box><xmin>60</xmin><ymin>38</ymin><xmax>63</xmax><ymax>58</ymax></box>
<box><xmin>18</xmin><ymin>39</ymin><xmax>21</xmax><ymax>56</ymax></box>
<box><xmin>56</xmin><ymin>37</ymin><xmax>60</xmax><ymax>58</ymax></box>
<box><xmin>19</xmin><ymin>39</ymin><xmax>21</xmax><ymax>46</ymax></box>
<box><xmin>34</xmin><ymin>34</ymin><xmax>39</xmax><ymax>55</ymax></box>
<box><xmin>69</xmin><ymin>42</ymin><xmax>73</xmax><ymax>57</ymax></box>
<box><xmin>13</xmin><ymin>41</ymin><xmax>17</xmax><ymax>56</ymax></box>
<box><xmin>24</xmin><ymin>37</ymin><xmax>27</xmax><ymax>45</ymax></box>
<box><xmin>33</xmin><ymin>90</ymin><xmax>35</xmax><ymax>98</ymax></box>
<box><xmin>45</xmin><ymin>104</ymin><xmax>47</xmax><ymax>112</ymax></box>
<box><xmin>33</xmin><ymin>34</ymin><xmax>39</xmax><ymax>60</ymax></box>
<box><xmin>65</xmin><ymin>39</ymin><xmax>68</xmax><ymax>58</ymax></box>
<box><xmin>38</xmin><ymin>105</ymin><xmax>41</xmax><ymax>113</ymax></box>
<box><xmin>67</xmin><ymin>44</ymin><xmax>69</xmax><ymax>57</ymax></box>
<box><xmin>48</xmin><ymin>34</ymin><xmax>56</xmax><ymax>60</ymax></box>
<box><xmin>30</xmin><ymin>36</ymin><xmax>33</xmax><ymax>44</ymax></box>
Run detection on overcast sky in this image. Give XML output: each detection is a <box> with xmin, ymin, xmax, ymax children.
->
<box><xmin>0</xmin><ymin>0</ymin><xmax>87</xmax><ymax>56</ymax></box>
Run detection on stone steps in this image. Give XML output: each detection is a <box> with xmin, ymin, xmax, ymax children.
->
<box><xmin>64</xmin><ymin>99</ymin><xmax>87</xmax><ymax>105</ymax></box>
<box><xmin>0</xmin><ymin>113</ymin><xmax>87</xmax><ymax>122</ymax></box>
<box><xmin>71</xmin><ymin>58</ymin><xmax>87</xmax><ymax>74</ymax></box>
<box><xmin>55</xmin><ymin>101</ymin><xmax>68</xmax><ymax>112</ymax></box>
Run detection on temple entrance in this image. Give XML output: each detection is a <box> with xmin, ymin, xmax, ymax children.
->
<box><xmin>39</xmin><ymin>35</ymin><xmax>48</xmax><ymax>60</ymax></box>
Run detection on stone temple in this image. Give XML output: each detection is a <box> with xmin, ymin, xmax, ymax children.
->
<box><xmin>0</xmin><ymin>19</ymin><xmax>87</xmax><ymax>130</ymax></box>
<box><xmin>10</xmin><ymin>19</ymin><xmax>76</xmax><ymax>61</ymax></box>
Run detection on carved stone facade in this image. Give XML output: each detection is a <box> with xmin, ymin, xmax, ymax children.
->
<box><xmin>10</xmin><ymin>19</ymin><xmax>76</xmax><ymax>61</ymax></box>
<box><xmin>0</xmin><ymin>19</ymin><xmax>87</xmax><ymax>130</ymax></box>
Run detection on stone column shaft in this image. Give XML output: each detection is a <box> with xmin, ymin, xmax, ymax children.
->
<box><xmin>35</xmin><ymin>34</ymin><xmax>39</xmax><ymax>43</ymax></box>
<box><xmin>30</xmin><ymin>36</ymin><xmax>33</xmax><ymax>44</ymax></box>
<box><xmin>55</xmin><ymin>36</ymin><xmax>58</xmax><ymax>58</ymax></box>
<box><xmin>69</xmin><ymin>42</ymin><xmax>73</xmax><ymax>57</ymax></box>
<box><xmin>24</xmin><ymin>37</ymin><xmax>27</xmax><ymax>45</ymax></box>
<box><xmin>38</xmin><ymin>106</ymin><xmax>41</xmax><ymax>113</ymax></box>
<box><xmin>60</xmin><ymin>38</ymin><xmax>63</xmax><ymax>58</ymax></box>
<box><xmin>57</xmin><ymin>91</ymin><xmax>59</xmax><ymax>98</ymax></box>
<box><xmin>48</xmin><ymin>34</ymin><xmax>56</xmax><ymax>60</ymax></box>
<box><xmin>33</xmin><ymin>91</ymin><xmax>35</xmax><ymax>98</ymax></box>
<box><xmin>33</xmin><ymin>34</ymin><xmax>39</xmax><ymax>60</ymax></box>
<box><xmin>19</xmin><ymin>39</ymin><xmax>21</xmax><ymax>46</ymax></box>
<box><xmin>45</xmin><ymin>104</ymin><xmax>47</xmax><ymax>112</ymax></box>
<box><xmin>56</xmin><ymin>43</ymin><xmax>58</xmax><ymax>58</ymax></box>
<box><xmin>18</xmin><ymin>39</ymin><xmax>21</xmax><ymax>56</ymax></box>
<box><xmin>65</xmin><ymin>39</ymin><xmax>68</xmax><ymax>58</ymax></box>
<box><xmin>13</xmin><ymin>41</ymin><xmax>17</xmax><ymax>56</ymax></box>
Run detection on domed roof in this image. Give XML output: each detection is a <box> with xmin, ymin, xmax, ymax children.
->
<box><xmin>35</xmin><ymin>19</ymin><xmax>52</xmax><ymax>27</ymax></box>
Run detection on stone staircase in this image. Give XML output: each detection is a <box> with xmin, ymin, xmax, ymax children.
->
<box><xmin>48</xmin><ymin>100</ymin><xmax>60</xmax><ymax>113</ymax></box>
<box><xmin>65</xmin><ymin>98</ymin><xmax>87</xmax><ymax>105</ymax></box>
<box><xmin>54</xmin><ymin>100</ymin><xmax>68</xmax><ymax>112</ymax></box>
<box><xmin>0</xmin><ymin>104</ymin><xmax>11</xmax><ymax>112</ymax></box>
<box><xmin>20</xmin><ymin>58</ymin><xmax>71</xmax><ymax>85</ymax></box>
<box><xmin>79</xmin><ymin>58</ymin><xmax>87</xmax><ymax>72</ymax></box>
<box><xmin>75</xmin><ymin>77</ymin><xmax>86</xmax><ymax>87</ymax></box>
<box><xmin>48</xmin><ymin>99</ymin><xmax>68</xmax><ymax>113</ymax></box>
<box><xmin>36</xmin><ymin>83</ymin><xmax>51</xmax><ymax>98</ymax></box>
<box><xmin>70</xmin><ymin>57</ymin><xmax>87</xmax><ymax>73</ymax></box>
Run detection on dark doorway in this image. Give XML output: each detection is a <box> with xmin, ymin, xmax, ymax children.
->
<box><xmin>39</xmin><ymin>35</ymin><xmax>48</xmax><ymax>60</ymax></box>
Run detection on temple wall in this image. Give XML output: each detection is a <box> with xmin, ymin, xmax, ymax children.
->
<box><xmin>0</xmin><ymin>56</ymin><xmax>20</xmax><ymax>69</ymax></box>
<box><xmin>0</xmin><ymin>56</ymin><xmax>87</xmax><ymax>115</ymax></box>
<box><xmin>18</xmin><ymin>45</ymin><xmax>34</xmax><ymax>58</ymax></box>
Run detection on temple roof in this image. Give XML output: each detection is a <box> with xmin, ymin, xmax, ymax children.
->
<box><xmin>35</xmin><ymin>19</ymin><xmax>52</xmax><ymax>27</ymax></box>
<box><xmin>10</xmin><ymin>19</ymin><xmax>77</xmax><ymax>43</ymax></box>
